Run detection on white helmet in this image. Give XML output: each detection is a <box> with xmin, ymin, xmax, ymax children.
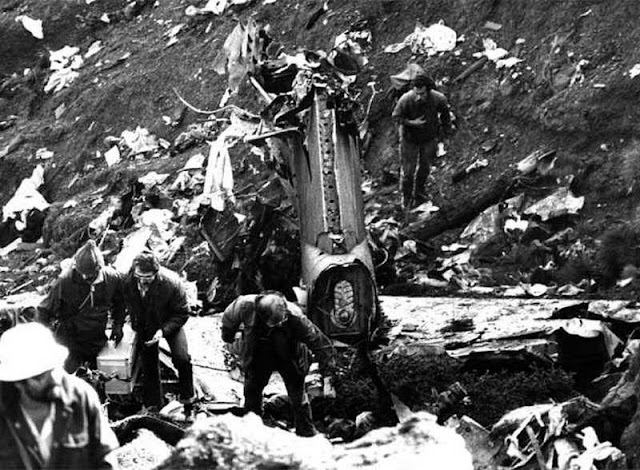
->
<box><xmin>0</xmin><ymin>323</ymin><xmax>68</xmax><ymax>382</ymax></box>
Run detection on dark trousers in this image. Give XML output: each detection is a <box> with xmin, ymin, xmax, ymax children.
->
<box><xmin>244</xmin><ymin>354</ymin><xmax>316</xmax><ymax>437</ymax></box>
<box><xmin>139</xmin><ymin>328</ymin><xmax>194</xmax><ymax>407</ymax></box>
<box><xmin>400</xmin><ymin>137</ymin><xmax>437</xmax><ymax>208</ymax></box>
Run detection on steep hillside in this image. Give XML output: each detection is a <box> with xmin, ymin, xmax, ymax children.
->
<box><xmin>2</xmin><ymin>0</ymin><xmax>640</xmax><ymax>295</ymax></box>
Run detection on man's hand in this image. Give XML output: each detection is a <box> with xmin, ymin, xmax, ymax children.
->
<box><xmin>110</xmin><ymin>325</ymin><xmax>124</xmax><ymax>346</ymax></box>
<box><xmin>406</xmin><ymin>117</ymin><xmax>426</xmax><ymax>127</ymax></box>
<box><xmin>144</xmin><ymin>329</ymin><xmax>163</xmax><ymax>346</ymax></box>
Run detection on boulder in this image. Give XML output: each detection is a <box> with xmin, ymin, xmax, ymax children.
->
<box><xmin>334</xmin><ymin>412</ymin><xmax>473</xmax><ymax>469</ymax></box>
<box><xmin>158</xmin><ymin>411</ymin><xmax>473</xmax><ymax>469</ymax></box>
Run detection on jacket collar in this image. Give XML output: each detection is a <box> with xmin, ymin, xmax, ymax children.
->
<box><xmin>49</xmin><ymin>369</ymin><xmax>74</xmax><ymax>413</ymax></box>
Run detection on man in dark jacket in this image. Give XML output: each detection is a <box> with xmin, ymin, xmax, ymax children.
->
<box><xmin>392</xmin><ymin>74</ymin><xmax>453</xmax><ymax>209</ymax></box>
<box><xmin>221</xmin><ymin>291</ymin><xmax>335</xmax><ymax>436</ymax></box>
<box><xmin>0</xmin><ymin>322</ymin><xmax>119</xmax><ymax>469</ymax></box>
<box><xmin>122</xmin><ymin>250</ymin><xmax>194</xmax><ymax>408</ymax></box>
<box><xmin>37</xmin><ymin>240</ymin><xmax>126</xmax><ymax>373</ymax></box>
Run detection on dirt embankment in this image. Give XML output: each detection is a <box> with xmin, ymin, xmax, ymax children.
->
<box><xmin>0</xmin><ymin>0</ymin><xmax>639</xmax><ymax>272</ymax></box>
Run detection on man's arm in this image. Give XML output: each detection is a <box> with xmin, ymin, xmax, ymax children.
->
<box><xmin>291</xmin><ymin>313</ymin><xmax>336</xmax><ymax>370</ymax></box>
<box><xmin>107</xmin><ymin>270</ymin><xmax>126</xmax><ymax>328</ymax></box>
<box><xmin>106</xmin><ymin>270</ymin><xmax>126</xmax><ymax>344</ymax></box>
<box><xmin>85</xmin><ymin>382</ymin><xmax>119</xmax><ymax>468</ymax></box>
<box><xmin>35</xmin><ymin>278</ymin><xmax>63</xmax><ymax>328</ymax></box>
<box><xmin>392</xmin><ymin>93</ymin><xmax>426</xmax><ymax>129</ymax></box>
<box><xmin>162</xmin><ymin>278</ymin><xmax>190</xmax><ymax>338</ymax></box>
<box><xmin>221</xmin><ymin>298</ymin><xmax>245</xmax><ymax>343</ymax></box>
<box><xmin>436</xmin><ymin>93</ymin><xmax>453</xmax><ymax>137</ymax></box>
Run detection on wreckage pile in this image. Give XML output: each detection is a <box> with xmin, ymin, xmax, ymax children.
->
<box><xmin>4</xmin><ymin>0</ymin><xmax>640</xmax><ymax>467</ymax></box>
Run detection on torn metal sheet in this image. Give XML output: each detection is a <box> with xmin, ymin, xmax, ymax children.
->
<box><xmin>524</xmin><ymin>187</ymin><xmax>584</xmax><ymax>221</ymax></box>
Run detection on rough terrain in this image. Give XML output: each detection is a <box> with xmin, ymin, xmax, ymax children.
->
<box><xmin>3</xmin><ymin>0</ymin><xmax>640</xmax><ymax>468</ymax></box>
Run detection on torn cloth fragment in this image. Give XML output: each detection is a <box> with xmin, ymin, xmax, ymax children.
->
<box><xmin>212</xmin><ymin>18</ymin><xmax>259</xmax><ymax>92</ymax></box>
<box><xmin>2</xmin><ymin>165</ymin><xmax>49</xmax><ymax>222</ymax></box>
<box><xmin>203</xmin><ymin>139</ymin><xmax>234</xmax><ymax>211</ymax></box>
<box><xmin>201</xmin><ymin>111</ymin><xmax>258</xmax><ymax>210</ymax></box>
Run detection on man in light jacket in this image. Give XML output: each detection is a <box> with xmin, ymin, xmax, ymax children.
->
<box><xmin>0</xmin><ymin>322</ymin><xmax>119</xmax><ymax>469</ymax></box>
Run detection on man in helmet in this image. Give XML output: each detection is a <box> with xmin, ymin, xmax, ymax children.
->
<box><xmin>392</xmin><ymin>73</ymin><xmax>453</xmax><ymax>209</ymax></box>
<box><xmin>122</xmin><ymin>250</ymin><xmax>195</xmax><ymax>410</ymax></box>
<box><xmin>37</xmin><ymin>240</ymin><xmax>126</xmax><ymax>373</ymax></box>
<box><xmin>0</xmin><ymin>322</ymin><xmax>119</xmax><ymax>468</ymax></box>
<box><xmin>221</xmin><ymin>291</ymin><xmax>335</xmax><ymax>437</ymax></box>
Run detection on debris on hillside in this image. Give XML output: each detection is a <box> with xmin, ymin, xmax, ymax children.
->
<box><xmin>45</xmin><ymin>46</ymin><xmax>83</xmax><ymax>93</ymax></box>
<box><xmin>474</xmin><ymin>38</ymin><xmax>523</xmax><ymax>69</ymax></box>
<box><xmin>157</xmin><ymin>411</ymin><xmax>474</xmax><ymax>470</ymax></box>
<box><xmin>158</xmin><ymin>413</ymin><xmax>335</xmax><ymax>470</ymax></box>
<box><xmin>384</xmin><ymin>21</ymin><xmax>457</xmax><ymax>55</ymax></box>
<box><xmin>5</xmin><ymin>0</ymin><xmax>640</xmax><ymax>466</ymax></box>
<box><xmin>489</xmin><ymin>397</ymin><xmax>627</xmax><ymax>469</ymax></box>
<box><xmin>1</xmin><ymin>164</ymin><xmax>48</xmax><ymax>249</ymax></box>
<box><xmin>15</xmin><ymin>15</ymin><xmax>43</xmax><ymax>39</ymax></box>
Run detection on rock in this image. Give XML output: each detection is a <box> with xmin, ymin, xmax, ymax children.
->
<box><xmin>334</xmin><ymin>412</ymin><xmax>473</xmax><ymax>469</ymax></box>
<box><xmin>113</xmin><ymin>429</ymin><xmax>174</xmax><ymax>470</ymax></box>
<box><xmin>159</xmin><ymin>411</ymin><xmax>473</xmax><ymax>469</ymax></box>
<box><xmin>448</xmin><ymin>415</ymin><xmax>499</xmax><ymax>470</ymax></box>
<box><xmin>158</xmin><ymin>413</ymin><xmax>334</xmax><ymax>470</ymax></box>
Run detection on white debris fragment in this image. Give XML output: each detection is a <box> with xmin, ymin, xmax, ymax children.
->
<box><xmin>2</xmin><ymin>165</ymin><xmax>49</xmax><ymax>223</ymax></box>
<box><xmin>629</xmin><ymin>64</ymin><xmax>640</xmax><ymax>78</ymax></box>
<box><xmin>35</xmin><ymin>148</ymin><xmax>54</xmax><ymax>160</ymax></box>
<box><xmin>15</xmin><ymin>15</ymin><xmax>43</xmax><ymax>39</ymax></box>
<box><xmin>384</xmin><ymin>21</ymin><xmax>457</xmax><ymax>55</ymax></box>
<box><xmin>45</xmin><ymin>46</ymin><xmax>84</xmax><ymax>93</ymax></box>
<box><xmin>496</xmin><ymin>57</ymin><xmax>523</xmax><ymax>69</ymax></box>
<box><xmin>138</xmin><ymin>172</ymin><xmax>171</xmax><ymax>189</ymax></box>
<box><xmin>104</xmin><ymin>146</ymin><xmax>121</xmax><ymax>167</ymax></box>
<box><xmin>166</xmin><ymin>24</ymin><xmax>184</xmax><ymax>47</ymax></box>
<box><xmin>524</xmin><ymin>188</ymin><xmax>584</xmax><ymax>221</ymax></box>
<box><xmin>121</xmin><ymin>127</ymin><xmax>160</xmax><ymax>154</ymax></box>
<box><xmin>475</xmin><ymin>38</ymin><xmax>508</xmax><ymax>62</ymax></box>
<box><xmin>85</xmin><ymin>40</ymin><xmax>103</xmax><ymax>58</ymax></box>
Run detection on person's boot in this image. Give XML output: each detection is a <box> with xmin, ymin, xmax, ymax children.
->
<box><xmin>401</xmin><ymin>178</ymin><xmax>414</xmax><ymax>210</ymax></box>
<box><xmin>294</xmin><ymin>403</ymin><xmax>318</xmax><ymax>437</ymax></box>
<box><xmin>181</xmin><ymin>395</ymin><xmax>197</xmax><ymax>421</ymax></box>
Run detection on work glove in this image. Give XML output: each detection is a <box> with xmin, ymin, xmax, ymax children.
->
<box><xmin>110</xmin><ymin>324</ymin><xmax>124</xmax><ymax>346</ymax></box>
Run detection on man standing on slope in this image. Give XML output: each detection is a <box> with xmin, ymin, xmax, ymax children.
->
<box><xmin>392</xmin><ymin>73</ymin><xmax>453</xmax><ymax>209</ymax></box>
